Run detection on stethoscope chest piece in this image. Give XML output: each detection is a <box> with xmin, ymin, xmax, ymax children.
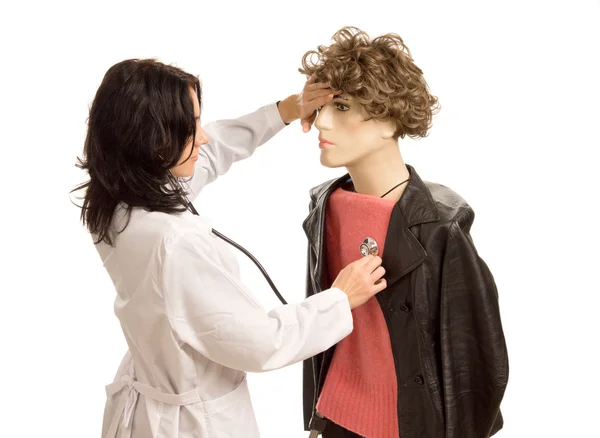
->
<box><xmin>360</xmin><ymin>237</ymin><xmax>379</xmax><ymax>257</ymax></box>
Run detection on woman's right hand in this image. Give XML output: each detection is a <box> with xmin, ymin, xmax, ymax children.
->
<box><xmin>331</xmin><ymin>255</ymin><xmax>387</xmax><ymax>310</ymax></box>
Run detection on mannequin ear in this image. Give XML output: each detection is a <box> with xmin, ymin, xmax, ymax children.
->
<box><xmin>378</xmin><ymin>119</ymin><xmax>397</xmax><ymax>140</ymax></box>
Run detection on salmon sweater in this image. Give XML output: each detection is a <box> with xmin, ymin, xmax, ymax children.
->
<box><xmin>316</xmin><ymin>185</ymin><xmax>399</xmax><ymax>438</ymax></box>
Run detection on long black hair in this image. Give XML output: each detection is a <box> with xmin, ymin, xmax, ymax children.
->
<box><xmin>72</xmin><ymin>58</ymin><xmax>201</xmax><ymax>246</ymax></box>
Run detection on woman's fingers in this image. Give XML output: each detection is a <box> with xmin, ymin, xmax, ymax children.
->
<box><xmin>373</xmin><ymin>278</ymin><xmax>387</xmax><ymax>293</ymax></box>
<box><xmin>370</xmin><ymin>266</ymin><xmax>386</xmax><ymax>282</ymax></box>
<box><xmin>363</xmin><ymin>255</ymin><xmax>383</xmax><ymax>272</ymax></box>
<box><xmin>297</xmin><ymin>74</ymin><xmax>342</xmax><ymax>132</ymax></box>
<box><xmin>301</xmin><ymin>88</ymin><xmax>341</xmax><ymax>117</ymax></box>
<box><xmin>301</xmin><ymin>111</ymin><xmax>317</xmax><ymax>132</ymax></box>
<box><xmin>306</xmin><ymin>73</ymin><xmax>318</xmax><ymax>86</ymax></box>
<box><xmin>305</xmin><ymin>81</ymin><xmax>335</xmax><ymax>91</ymax></box>
<box><xmin>305</xmin><ymin>87</ymin><xmax>342</xmax><ymax>102</ymax></box>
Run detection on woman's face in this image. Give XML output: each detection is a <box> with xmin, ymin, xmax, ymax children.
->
<box><xmin>170</xmin><ymin>87</ymin><xmax>209</xmax><ymax>177</ymax></box>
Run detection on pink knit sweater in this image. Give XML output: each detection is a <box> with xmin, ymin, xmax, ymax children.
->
<box><xmin>316</xmin><ymin>185</ymin><xmax>399</xmax><ymax>438</ymax></box>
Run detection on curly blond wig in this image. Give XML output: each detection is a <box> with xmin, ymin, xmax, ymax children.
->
<box><xmin>299</xmin><ymin>26</ymin><xmax>440</xmax><ymax>140</ymax></box>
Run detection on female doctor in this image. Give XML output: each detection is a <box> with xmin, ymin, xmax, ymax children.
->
<box><xmin>73</xmin><ymin>58</ymin><xmax>387</xmax><ymax>438</ymax></box>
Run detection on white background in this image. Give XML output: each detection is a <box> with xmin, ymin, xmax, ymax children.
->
<box><xmin>1</xmin><ymin>0</ymin><xmax>599</xmax><ymax>436</ymax></box>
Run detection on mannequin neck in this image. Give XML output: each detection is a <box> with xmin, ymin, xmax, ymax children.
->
<box><xmin>346</xmin><ymin>142</ymin><xmax>410</xmax><ymax>202</ymax></box>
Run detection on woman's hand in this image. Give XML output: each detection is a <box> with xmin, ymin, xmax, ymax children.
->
<box><xmin>331</xmin><ymin>255</ymin><xmax>387</xmax><ymax>310</ymax></box>
<box><xmin>297</xmin><ymin>74</ymin><xmax>341</xmax><ymax>132</ymax></box>
<box><xmin>277</xmin><ymin>74</ymin><xmax>340</xmax><ymax>132</ymax></box>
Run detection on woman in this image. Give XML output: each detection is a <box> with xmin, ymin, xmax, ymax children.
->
<box><xmin>73</xmin><ymin>58</ymin><xmax>387</xmax><ymax>437</ymax></box>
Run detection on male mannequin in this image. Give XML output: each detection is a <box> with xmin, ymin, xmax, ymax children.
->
<box><xmin>300</xmin><ymin>27</ymin><xmax>509</xmax><ymax>438</ymax></box>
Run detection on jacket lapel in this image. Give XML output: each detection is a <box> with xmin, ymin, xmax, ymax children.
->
<box><xmin>302</xmin><ymin>176</ymin><xmax>348</xmax><ymax>293</ymax></box>
<box><xmin>302</xmin><ymin>165</ymin><xmax>440</xmax><ymax>291</ymax></box>
<box><xmin>381</xmin><ymin>166</ymin><xmax>440</xmax><ymax>287</ymax></box>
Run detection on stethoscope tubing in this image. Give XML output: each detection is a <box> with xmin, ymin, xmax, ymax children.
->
<box><xmin>172</xmin><ymin>174</ymin><xmax>288</xmax><ymax>305</ymax></box>
<box><xmin>211</xmin><ymin>228</ymin><xmax>288</xmax><ymax>305</ymax></box>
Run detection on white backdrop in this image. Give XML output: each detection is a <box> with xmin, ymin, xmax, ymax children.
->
<box><xmin>1</xmin><ymin>0</ymin><xmax>599</xmax><ymax>437</ymax></box>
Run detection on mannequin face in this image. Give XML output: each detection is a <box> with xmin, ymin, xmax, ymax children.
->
<box><xmin>314</xmin><ymin>95</ymin><xmax>396</xmax><ymax>168</ymax></box>
<box><xmin>170</xmin><ymin>87</ymin><xmax>210</xmax><ymax>177</ymax></box>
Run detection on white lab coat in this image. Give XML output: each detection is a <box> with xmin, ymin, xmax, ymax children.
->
<box><xmin>96</xmin><ymin>102</ymin><xmax>354</xmax><ymax>438</ymax></box>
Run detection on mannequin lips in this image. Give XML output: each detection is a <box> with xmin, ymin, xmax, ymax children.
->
<box><xmin>319</xmin><ymin>137</ymin><xmax>334</xmax><ymax>149</ymax></box>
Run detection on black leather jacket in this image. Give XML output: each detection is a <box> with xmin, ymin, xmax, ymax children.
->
<box><xmin>302</xmin><ymin>165</ymin><xmax>509</xmax><ymax>438</ymax></box>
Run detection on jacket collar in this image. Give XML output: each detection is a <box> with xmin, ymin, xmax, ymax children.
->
<box><xmin>302</xmin><ymin>165</ymin><xmax>440</xmax><ymax>289</ymax></box>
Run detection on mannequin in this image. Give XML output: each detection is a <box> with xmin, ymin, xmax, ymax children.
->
<box><xmin>300</xmin><ymin>27</ymin><xmax>509</xmax><ymax>438</ymax></box>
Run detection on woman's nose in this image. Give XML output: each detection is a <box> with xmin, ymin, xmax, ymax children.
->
<box><xmin>197</xmin><ymin>128</ymin><xmax>210</xmax><ymax>146</ymax></box>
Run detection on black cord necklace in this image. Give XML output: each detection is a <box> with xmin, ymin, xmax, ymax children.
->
<box><xmin>352</xmin><ymin>177</ymin><xmax>410</xmax><ymax>198</ymax></box>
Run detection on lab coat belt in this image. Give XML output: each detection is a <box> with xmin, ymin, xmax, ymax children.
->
<box><xmin>105</xmin><ymin>374</ymin><xmax>202</xmax><ymax>438</ymax></box>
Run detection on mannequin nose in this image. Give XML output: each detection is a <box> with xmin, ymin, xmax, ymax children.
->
<box><xmin>315</xmin><ymin>106</ymin><xmax>333</xmax><ymax>131</ymax></box>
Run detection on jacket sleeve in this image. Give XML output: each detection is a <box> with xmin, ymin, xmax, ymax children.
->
<box><xmin>440</xmin><ymin>209</ymin><xmax>509</xmax><ymax>438</ymax></box>
<box><xmin>161</xmin><ymin>228</ymin><xmax>353</xmax><ymax>373</ymax></box>
<box><xmin>183</xmin><ymin>102</ymin><xmax>286</xmax><ymax>201</ymax></box>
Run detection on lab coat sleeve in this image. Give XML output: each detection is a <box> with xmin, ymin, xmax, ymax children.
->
<box><xmin>161</xmin><ymin>229</ymin><xmax>354</xmax><ymax>373</ymax></box>
<box><xmin>183</xmin><ymin>102</ymin><xmax>287</xmax><ymax>201</ymax></box>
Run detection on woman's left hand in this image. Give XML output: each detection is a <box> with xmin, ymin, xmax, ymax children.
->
<box><xmin>297</xmin><ymin>74</ymin><xmax>341</xmax><ymax>132</ymax></box>
<box><xmin>277</xmin><ymin>74</ymin><xmax>340</xmax><ymax>131</ymax></box>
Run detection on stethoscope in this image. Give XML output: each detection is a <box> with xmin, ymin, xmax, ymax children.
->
<box><xmin>183</xmin><ymin>196</ymin><xmax>290</xmax><ymax>305</ymax></box>
<box><xmin>185</xmin><ymin>197</ymin><xmax>381</xmax><ymax>308</ymax></box>
<box><xmin>167</xmin><ymin>169</ymin><xmax>289</xmax><ymax>304</ymax></box>
<box><xmin>171</xmin><ymin>175</ymin><xmax>381</xmax><ymax>308</ymax></box>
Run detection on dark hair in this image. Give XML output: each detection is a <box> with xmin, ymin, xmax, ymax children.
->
<box><xmin>72</xmin><ymin>58</ymin><xmax>201</xmax><ymax>246</ymax></box>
